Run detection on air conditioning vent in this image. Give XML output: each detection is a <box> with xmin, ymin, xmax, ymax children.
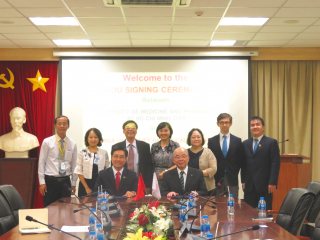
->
<box><xmin>122</xmin><ymin>0</ymin><xmax>173</xmax><ymax>5</ymax></box>
<box><xmin>103</xmin><ymin>0</ymin><xmax>191</xmax><ymax>7</ymax></box>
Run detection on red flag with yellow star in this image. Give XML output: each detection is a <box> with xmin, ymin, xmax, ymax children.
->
<box><xmin>0</xmin><ymin>61</ymin><xmax>58</xmax><ymax>208</ymax></box>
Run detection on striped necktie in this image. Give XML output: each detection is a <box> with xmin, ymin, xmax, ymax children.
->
<box><xmin>179</xmin><ymin>171</ymin><xmax>185</xmax><ymax>191</ymax></box>
<box><xmin>127</xmin><ymin>144</ymin><xmax>134</xmax><ymax>171</ymax></box>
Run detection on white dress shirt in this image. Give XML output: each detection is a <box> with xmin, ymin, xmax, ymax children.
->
<box><xmin>38</xmin><ymin>134</ymin><xmax>78</xmax><ymax>186</ymax></box>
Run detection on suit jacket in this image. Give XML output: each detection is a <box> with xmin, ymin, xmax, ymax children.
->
<box><xmin>111</xmin><ymin>140</ymin><xmax>153</xmax><ymax>188</ymax></box>
<box><xmin>161</xmin><ymin>167</ymin><xmax>207</xmax><ymax>196</ymax></box>
<box><xmin>208</xmin><ymin>134</ymin><xmax>245</xmax><ymax>187</ymax></box>
<box><xmin>94</xmin><ymin>167</ymin><xmax>138</xmax><ymax>196</ymax></box>
<box><xmin>242</xmin><ymin>135</ymin><xmax>280</xmax><ymax>194</ymax></box>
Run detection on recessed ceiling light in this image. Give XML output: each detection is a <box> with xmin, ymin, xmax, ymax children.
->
<box><xmin>29</xmin><ymin>17</ymin><xmax>79</xmax><ymax>26</ymax></box>
<box><xmin>210</xmin><ymin>40</ymin><xmax>236</xmax><ymax>47</ymax></box>
<box><xmin>0</xmin><ymin>20</ymin><xmax>14</xmax><ymax>24</ymax></box>
<box><xmin>220</xmin><ymin>17</ymin><xmax>268</xmax><ymax>26</ymax></box>
<box><xmin>53</xmin><ymin>39</ymin><xmax>92</xmax><ymax>47</ymax></box>
<box><xmin>284</xmin><ymin>19</ymin><xmax>299</xmax><ymax>24</ymax></box>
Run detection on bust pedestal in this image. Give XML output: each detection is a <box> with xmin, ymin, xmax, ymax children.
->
<box><xmin>0</xmin><ymin>157</ymin><xmax>38</xmax><ymax>208</ymax></box>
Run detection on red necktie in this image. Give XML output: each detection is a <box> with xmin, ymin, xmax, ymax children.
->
<box><xmin>127</xmin><ymin>144</ymin><xmax>134</xmax><ymax>171</ymax></box>
<box><xmin>115</xmin><ymin>171</ymin><xmax>121</xmax><ymax>190</ymax></box>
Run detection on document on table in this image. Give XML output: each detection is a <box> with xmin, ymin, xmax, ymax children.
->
<box><xmin>61</xmin><ymin>226</ymin><xmax>89</xmax><ymax>232</ymax></box>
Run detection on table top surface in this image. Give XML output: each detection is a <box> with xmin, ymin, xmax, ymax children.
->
<box><xmin>0</xmin><ymin>196</ymin><xmax>299</xmax><ymax>240</ymax></box>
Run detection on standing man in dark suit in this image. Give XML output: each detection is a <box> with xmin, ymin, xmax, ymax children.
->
<box><xmin>111</xmin><ymin>120</ymin><xmax>153</xmax><ymax>189</ymax></box>
<box><xmin>208</xmin><ymin>113</ymin><xmax>245</xmax><ymax>198</ymax></box>
<box><xmin>95</xmin><ymin>146</ymin><xmax>137</xmax><ymax>198</ymax></box>
<box><xmin>161</xmin><ymin>147</ymin><xmax>207</xmax><ymax>198</ymax></box>
<box><xmin>242</xmin><ymin>116</ymin><xmax>280</xmax><ymax>209</ymax></box>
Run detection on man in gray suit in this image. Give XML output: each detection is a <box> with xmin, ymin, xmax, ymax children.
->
<box><xmin>242</xmin><ymin>116</ymin><xmax>280</xmax><ymax>209</ymax></box>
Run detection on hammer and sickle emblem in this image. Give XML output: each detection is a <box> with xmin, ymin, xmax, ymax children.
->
<box><xmin>0</xmin><ymin>68</ymin><xmax>15</xmax><ymax>89</ymax></box>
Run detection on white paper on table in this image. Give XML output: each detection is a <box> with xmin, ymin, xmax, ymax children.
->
<box><xmin>259</xmin><ymin>224</ymin><xmax>268</xmax><ymax>228</ymax></box>
<box><xmin>61</xmin><ymin>225</ymin><xmax>89</xmax><ymax>232</ymax></box>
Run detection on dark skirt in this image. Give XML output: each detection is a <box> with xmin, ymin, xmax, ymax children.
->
<box><xmin>78</xmin><ymin>164</ymin><xmax>98</xmax><ymax>197</ymax></box>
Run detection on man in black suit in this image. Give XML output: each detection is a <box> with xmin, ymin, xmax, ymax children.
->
<box><xmin>242</xmin><ymin>116</ymin><xmax>280</xmax><ymax>209</ymax></box>
<box><xmin>161</xmin><ymin>147</ymin><xmax>207</xmax><ymax>198</ymax></box>
<box><xmin>111</xmin><ymin>120</ymin><xmax>153</xmax><ymax>189</ymax></box>
<box><xmin>208</xmin><ymin>113</ymin><xmax>245</xmax><ymax>198</ymax></box>
<box><xmin>95</xmin><ymin>146</ymin><xmax>137</xmax><ymax>197</ymax></box>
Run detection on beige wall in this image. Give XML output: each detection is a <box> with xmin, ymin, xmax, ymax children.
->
<box><xmin>1</xmin><ymin>47</ymin><xmax>319</xmax><ymax>180</ymax></box>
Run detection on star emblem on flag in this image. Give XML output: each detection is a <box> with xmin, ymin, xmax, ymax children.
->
<box><xmin>26</xmin><ymin>69</ymin><xmax>49</xmax><ymax>92</ymax></box>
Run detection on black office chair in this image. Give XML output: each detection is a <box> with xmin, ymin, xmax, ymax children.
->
<box><xmin>300</xmin><ymin>181</ymin><xmax>320</xmax><ymax>237</ymax></box>
<box><xmin>312</xmin><ymin>213</ymin><xmax>320</xmax><ymax>240</ymax></box>
<box><xmin>0</xmin><ymin>193</ymin><xmax>16</xmax><ymax>236</ymax></box>
<box><xmin>276</xmin><ymin>188</ymin><xmax>315</xmax><ymax>236</ymax></box>
<box><xmin>0</xmin><ymin>185</ymin><xmax>25</xmax><ymax>225</ymax></box>
<box><xmin>306</xmin><ymin>181</ymin><xmax>320</xmax><ymax>222</ymax></box>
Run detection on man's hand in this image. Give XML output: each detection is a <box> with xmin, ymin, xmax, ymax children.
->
<box><xmin>85</xmin><ymin>187</ymin><xmax>92</xmax><ymax>195</ymax></box>
<box><xmin>268</xmin><ymin>184</ymin><xmax>276</xmax><ymax>194</ymax></box>
<box><xmin>167</xmin><ymin>192</ymin><xmax>178</xmax><ymax>199</ymax></box>
<box><xmin>124</xmin><ymin>191</ymin><xmax>136</xmax><ymax>198</ymax></box>
<box><xmin>39</xmin><ymin>184</ymin><xmax>47</xmax><ymax>196</ymax></box>
<box><xmin>190</xmin><ymin>191</ymin><xmax>199</xmax><ymax>197</ymax></box>
<box><xmin>71</xmin><ymin>186</ymin><xmax>76</xmax><ymax>195</ymax></box>
<box><xmin>158</xmin><ymin>171</ymin><xmax>164</xmax><ymax>179</ymax></box>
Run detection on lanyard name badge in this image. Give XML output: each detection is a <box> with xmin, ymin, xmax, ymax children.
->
<box><xmin>58</xmin><ymin>139</ymin><xmax>67</xmax><ymax>176</ymax></box>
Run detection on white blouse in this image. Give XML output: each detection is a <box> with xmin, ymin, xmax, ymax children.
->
<box><xmin>74</xmin><ymin>148</ymin><xmax>109</xmax><ymax>179</ymax></box>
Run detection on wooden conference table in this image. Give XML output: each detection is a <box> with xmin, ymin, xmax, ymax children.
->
<box><xmin>0</xmin><ymin>196</ymin><xmax>298</xmax><ymax>240</ymax></box>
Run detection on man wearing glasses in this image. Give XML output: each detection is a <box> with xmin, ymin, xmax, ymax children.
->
<box><xmin>208</xmin><ymin>113</ymin><xmax>245</xmax><ymax>198</ymax></box>
<box><xmin>111</xmin><ymin>120</ymin><xmax>153</xmax><ymax>190</ymax></box>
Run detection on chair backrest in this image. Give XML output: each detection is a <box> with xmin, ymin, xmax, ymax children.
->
<box><xmin>312</xmin><ymin>212</ymin><xmax>320</xmax><ymax>240</ymax></box>
<box><xmin>276</xmin><ymin>188</ymin><xmax>315</xmax><ymax>235</ymax></box>
<box><xmin>306</xmin><ymin>181</ymin><xmax>320</xmax><ymax>222</ymax></box>
<box><xmin>0</xmin><ymin>185</ymin><xmax>25</xmax><ymax>225</ymax></box>
<box><xmin>0</xmin><ymin>194</ymin><xmax>16</xmax><ymax>236</ymax></box>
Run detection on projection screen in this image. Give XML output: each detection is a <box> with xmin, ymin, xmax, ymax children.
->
<box><xmin>61</xmin><ymin>57</ymin><xmax>249</xmax><ymax>152</ymax></box>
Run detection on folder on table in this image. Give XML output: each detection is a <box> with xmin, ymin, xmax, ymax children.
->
<box><xmin>18</xmin><ymin>208</ymin><xmax>51</xmax><ymax>234</ymax></box>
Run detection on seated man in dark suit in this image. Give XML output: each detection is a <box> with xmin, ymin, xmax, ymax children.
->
<box><xmin>94</xmin><ymin>146</ymin><xmax>138</xmax><ymax>198</ymax></box>
<box><xmin>161</xmin><ymin>147</ymin><xmax>207</xmax><ymax>198</ymax></box>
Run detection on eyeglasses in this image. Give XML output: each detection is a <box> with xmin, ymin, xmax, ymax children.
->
<box><xmin>219</xmin><ymin>121</ymin><xmax>231</xmax><ymax>125</ymax></box>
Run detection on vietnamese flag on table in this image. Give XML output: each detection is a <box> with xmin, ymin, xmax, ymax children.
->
<box><xmin>133</xmin><ymin>174</ymin><xmax>146</xmax><ymax>201</ymax></box>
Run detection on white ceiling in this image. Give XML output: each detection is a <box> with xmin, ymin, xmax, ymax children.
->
<box><xmin>1</xmin><ymin>0</ymin><xmax>320</xmax><ymax>48</ymax></box>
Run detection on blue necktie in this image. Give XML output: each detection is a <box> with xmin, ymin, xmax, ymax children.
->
<box><xmin>222</xmin><ymin>135</ymin><xmax>228</xmax><ymax>158</ymax></box>
<box><xmin>253</xmin><ymin>139</ymin><xmax>259</xmax><ymax>153</ymax></box>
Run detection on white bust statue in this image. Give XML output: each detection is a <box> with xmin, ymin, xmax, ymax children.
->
<box><xmin>0</xmin><ymin>107</ymin><xmax>39</xmax><ymax>158</ymax></box>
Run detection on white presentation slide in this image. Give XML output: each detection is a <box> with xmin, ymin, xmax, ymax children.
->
<box><xmin>61</xmin><ymin>58</ymin><xmax>249</xmax><ymax>152</ymax></box>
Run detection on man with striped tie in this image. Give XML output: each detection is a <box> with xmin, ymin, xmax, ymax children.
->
<box><xmin>161</xmin><ymin>147</ymin><xmax>207</xmax><ymax>198</ymax></box>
